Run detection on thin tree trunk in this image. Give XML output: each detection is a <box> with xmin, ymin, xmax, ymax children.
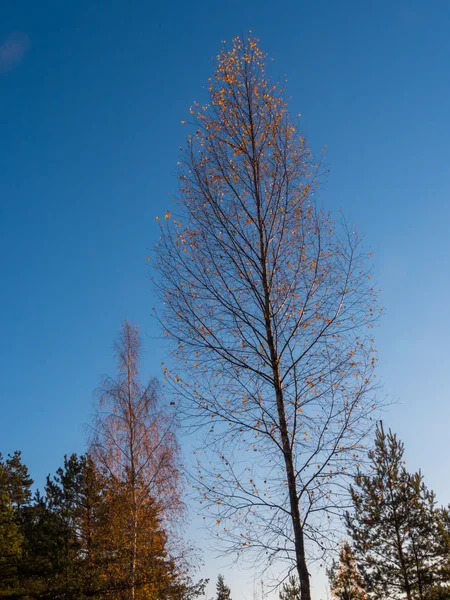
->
<box><xmin>256</xmin><ymin>174</ymin><xmax>311</xmax><ymax>599</ymax></box>
<box><xmin>131</xmin><ymin>506</ymin><xmax>137</xmax><ymax>600</ymax></box>
<box><xmin>255</xmin><ymin>190</ymin><xmax>311</xmax><ymax>600</ymax></box>
<box><xmin>271</xmin><ymin>358</ymin><xmax>311</xmax><ymax>599</ymax></box>
<box><xmin>279</xmin><ymin>388</ymin><xmax>311</xmax><ymax>600</ymax></box>
<box><xmin>90</xmin><ymin>322</ymin><xmax>182</xmax><ymax>600</ymax></box>
<box><xmin>395</xmin><ymin>523</ymin><xmax>412</xmax><ymax>600</ymax></box>
<box><xmin>128</xmin><ymin>347</ymin><xmax>137</xmax><ymax>600</ymax></box>
<box><xmin>262</xmin><ymin>285</ymin><xmax>310</xmax><ymax>598</ymax></box>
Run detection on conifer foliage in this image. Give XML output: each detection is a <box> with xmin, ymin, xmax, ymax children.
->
<box><xmin>279</xmin><ymin>575</ymin><xmax>301</xmax><ymax>600</ymax></box>
<box><xmin>0</xmin><ymin>451</ymin><xmax>203</xmax><ymax>599</ymax></box>
<box><xmin>0</xmin><ymin>451</ymin><xmax>32</xmax><ymax>594</ymax></box>
<box><xmin>216</xmin><ymin>574</ymin><xmax>232</xmax><ymax>600</ymax></box>
<box><xmin>346</xmin><ymin>422</ymin><xmax>450</xmax><ymax>600</ymax></box>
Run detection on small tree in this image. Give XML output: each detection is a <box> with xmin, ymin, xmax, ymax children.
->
<box><xmin>155</xmin><ymin>35</ymin><xmax>381</xmax><ymax>599</ymax></box>
<box><xmin>279</xmin><ymin>575</ymin><xmax>301</xmax><ymax>600</ymax></box>
<box><xmin>327</xmin><ymin>541</ymin><xmax>367</xmax><ymax>600</ymax></box>
<box><xmin>346</xmin><ymin>422</ymin><xmax>447</xmax><ymax>600</ymax></box>
<box><xmin>216</xmin><ymin>574</ymin><xmax>232</xmax><ymax>600</ymax></box>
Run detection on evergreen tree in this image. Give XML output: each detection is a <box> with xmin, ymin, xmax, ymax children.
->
<box><xmin>44</xmin><ymin>454</ymin><xmax>85</xmax><ymax>597</ymax></box>
<box><xmin>6</xmin><ymin>453</ymin><xmax>108</xmax><ymax>599</ymax></box>
<box><xmin>0</xmin><ymin>488</ymin><xmax>23</xmax><ymax>593</ymax></box>
<box><xmin>0</xmin><ymin>451</ymin><xmax>33</xmax><ymax>508</ymax></box>
<box><xmin>20</xmin><ymin>490</ymin><xmax>65</xmax><ymax>598</ymax></box>
<box><xmin>216</xmin><ymin>575</ymin><xmax>232</xmax><ymax>600</ymax></box>
<box><xmin>346</xmin><ymin>422</ymin><xmax>448</xmax><ymax>600</ymax></box>
<box><xmin>43</xmin><ymin>453</ymin><xmax>108</xmax><ymax>598</ymax></box>
<box><xmin>279</xmin><ymin>576</ymin><xmax>301</xmax><ymax>600</ymax></box>
<box><xmin>327</xmin><ymin>542</ymin><xmax>367</xmax><ymax>600</ymax></box>
<box><xmin>428</xmin><ymin>506</ymin><xmax>450</xmax><ymax>600</ymax></box>
<box><xmin>0</xmin><ymin>451</ymin><xmax>33</xmax><ymax>597</ymax></box>
<box><xmin>0</xmin><ymin>448</ymin><xmax>205</xmax><ymax>600</ymax></box>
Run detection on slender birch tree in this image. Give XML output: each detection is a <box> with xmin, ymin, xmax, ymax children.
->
<box><xmin>155</xmin><ymin>36</ymin><xmax>381</xmax><ymax>600</ymax></box>
<box><xmin>90</xmin><ymin>321</ymin><xmax>184</xmax><ymax>599</ymax></box>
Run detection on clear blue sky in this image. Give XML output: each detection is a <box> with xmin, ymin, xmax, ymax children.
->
<box><xmin>2</xmin><ymin>1</ymin><xmax>450</xmax><ymax>598</ymax></box>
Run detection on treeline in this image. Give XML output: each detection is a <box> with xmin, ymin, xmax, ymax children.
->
<box><xmin>0</xmin><ymin>452</ymin><xmax>196</xmax><ymax>599</ymax></box>
<box><xmin>328</xmin><ymin>423</ymin><xmax>450</xmax><ymax>600</ymax></box>
<box><xmin>0</xmin><ymin>322</ymin><xmax>205</xmax><ymax>600</ymax></box>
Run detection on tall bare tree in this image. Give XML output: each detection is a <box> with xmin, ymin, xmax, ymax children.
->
<box><xmin>90</xmin><ymin>321</ymin><xmax>183</xmax><ymax>599</ymax></box>
<box><xmin>155</xmin><ymin>37</ymin><xmax>381</xmax><ymax>600</ymax></box>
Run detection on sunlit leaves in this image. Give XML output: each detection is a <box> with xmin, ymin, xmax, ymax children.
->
<box><xmin>154</xmin><ymin>35</ymin><xmax>382</xmax><ymax>588</ymax></box>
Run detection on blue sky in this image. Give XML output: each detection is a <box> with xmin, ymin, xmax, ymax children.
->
<box><xmin>2</xmin><ymin>1</ymin><xmax>450</xmax><ymax>597</ymax></box>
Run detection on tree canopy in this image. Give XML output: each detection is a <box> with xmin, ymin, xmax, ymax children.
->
<box><xmin>155</xmin><ymin>35</ymin><xmax>381</xmax><ymax>600</ymax></box>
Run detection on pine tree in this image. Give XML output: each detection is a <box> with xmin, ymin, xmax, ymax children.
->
<box><xmin>44</xmin><ymin>454</ymin><xmax>108</xmax><ymax>598</ymax></box>
<box><xmin>327</xmin><ymin>542</ymin><xmax>367</xmax><ymax>600</ymax></box>
<box><xmin>0</xmin><ymin>448</ymin><xmax>206</xmax><ymax>600</ymax></box>
<box><xmin>279</xmin><ymin>576</ymin><xmax>301</xmax><ymax>600</ymax></box>
<box><xmin>44</xmin><ymin>454</ymin><xmax>86</xmax><ymax>598</ymax></box>
<box><xmin>20</xmin><ymin>490</ymin><xmax>64</xmax><ymax>597</ymax></box>
<box><xmin>346</xmin><ymin>422</ymin><xmax>447</xmax><ymax>600</ymax></box>
<box><xmin>428</xmin><ymin>506</ymin><xmax>450</xmax><ymax>600</ymax></box>
<box><xmin>0</xmin><ymin>489</ymin><xmax>23</xmax><ymax>593</ymax></box>
<box><xmin>0</xmin><ymin>451</ymin><xmax>33</xmax><ymax>597</ymax></box>
<box><xmin>216</xmin><ymin>574</ymin><xmax>232</xmax><ymax>600</ymax></box>
<box><xmin>0</xmin><ymin>451</ymin><xmax>33</xmax><ymax>508</ymax></box>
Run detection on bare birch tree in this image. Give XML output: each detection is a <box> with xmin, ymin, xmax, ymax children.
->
<box><xmin>154</xmin><ymin>37</ymin><xmax>381</xmax><ymax>600</ymax></box>
<box><xmin>90</xmin><ymin>321</ymin><xmax>184</xmax><ymax>599</ymax></box>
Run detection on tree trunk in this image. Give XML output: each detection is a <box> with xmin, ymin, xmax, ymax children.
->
<box><xmin>128</xmin><ymin>348</ymin><xmax>137</xmax><ymax>600</ymax></box>
<box><xmin>256</xmin><ymin>167</ymin><xmax>311</xmax><ymax>599</ymax></box>
<box><xmin>396</xmin><ymin>530</ymin><xmax>412</xmax><ymax>600</ymax></box>
<box><xmin>258</xmin><ymin>217</ymin><xmax>311</xmax><ymax>599</ymax></box>
<box><xmin>131</xmin><ymin>507</ymin><xmax>137</xmax><ymax>600</ymax></box>
<box><xmin>275</xmin><ymin>380</ymin><xmax>311</xmax><ymax>600</ymax></box>
<box><xmin>411</xmin><ymin>537</ymin><xmax>425</xmax><ymax>600</ymax></box>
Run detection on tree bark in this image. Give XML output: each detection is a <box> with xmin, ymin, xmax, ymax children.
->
<box><xmin>257</xmin><ymin>180</ymin><xmax>311</xmax><ymax>599</ymax></box>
